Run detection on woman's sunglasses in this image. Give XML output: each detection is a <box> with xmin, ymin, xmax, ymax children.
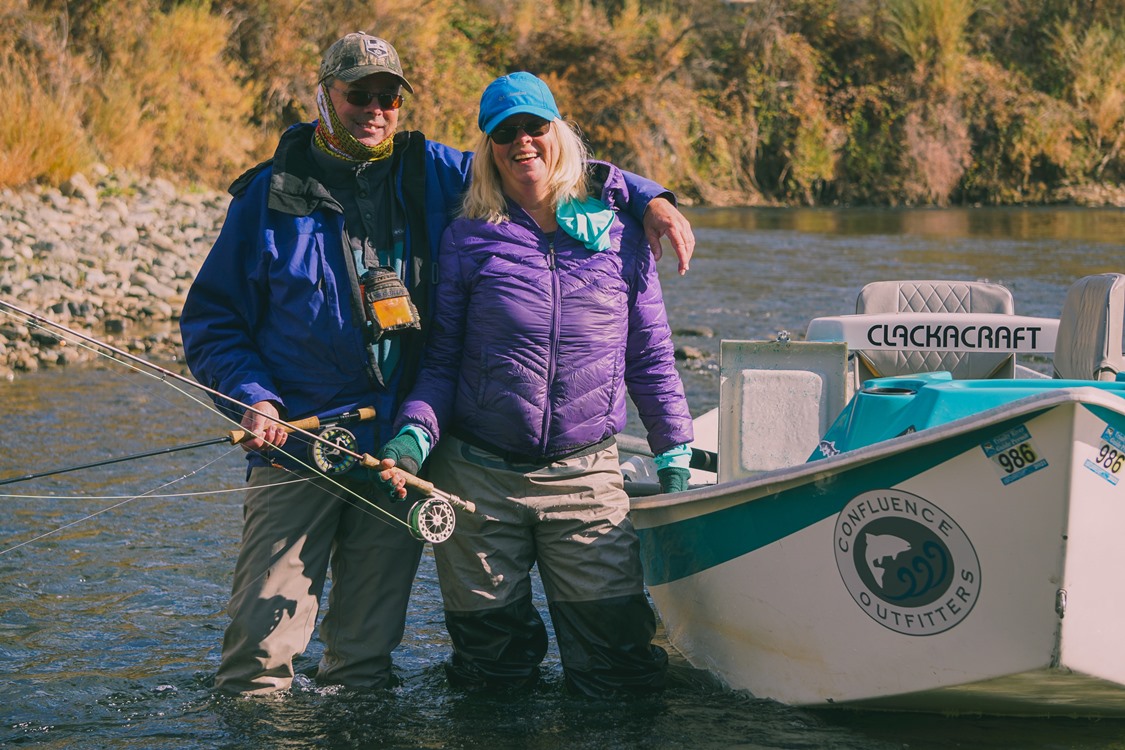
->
<box><xmin>490</xmin><ymin>117</ymin><xmax>552</xmax><ymax>145</ymax></box>
<box><xmin>334</xmin><ymin>88</ymin><xmax>404</xmax><ymax>110</ymax></box>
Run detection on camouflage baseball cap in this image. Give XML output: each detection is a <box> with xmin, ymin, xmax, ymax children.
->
<box><xmin>318</xmin><ymin>32</ymin><xmax>414</xmax><ymax>94</ymax></box>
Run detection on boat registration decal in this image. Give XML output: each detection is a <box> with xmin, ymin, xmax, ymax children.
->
<box><xmin>980</xmin><ymin>425</ymin><xmax>1048</xmax><ymax>485</ymax></box>
<box><xmin>1083</xmin><ymin>426</ymin><xmax>1125</xmax><ymax>486</ymax></box>
<box><xmin>834</xmin><ymin>490</ymin><xmax>981</xmax><ymax>636</ymax></box>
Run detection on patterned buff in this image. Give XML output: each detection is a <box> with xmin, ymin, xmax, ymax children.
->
<box><xmin>313</xmin><ymin>84</ymin><xmax>395</xmax><ymax>162</ymax></box>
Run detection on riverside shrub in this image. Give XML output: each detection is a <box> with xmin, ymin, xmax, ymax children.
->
<box><xmin>0</xmin><ymin>0</ymin><xmax>1121</xmax><ymax>205</ymax></box>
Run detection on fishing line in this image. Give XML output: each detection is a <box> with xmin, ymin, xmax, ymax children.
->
<box><xmin>0</xmin><ymin>435</ymin><xmax>242</xmax><ymax>486</ymax></box>
<box><xmin>0</xmin><ymin>303</ymin><xmax>264</xmax><ymax>421</ymax></box>
<box><xmin>0</xmin><ymin>478</ymin><xmax>307</xmax><ymax>500</ymax></box>
<box><xmin>2</xmin><ymin>497</ymin><xmax>142</xmax><ymax>554</ymax></box>
<box><xmin>0</xmin><ymin>305</ymin><xmax>234</xmax><ymax>435</ymax></box>
<box><xmin>1</xmin><ymin>299</ymin><xmax>470</xmax><ymax>543</ymax></box>
<box><xmin>0</xmin><ymin>303</ymin><xmax>429</xmax><ymax>538</ymax></box>
<box><xmin>0</xmin><ymin>449</ymin><xmax>236</xmax><ymax>555</ymax></box>
<box><xmin>0</xmin><ymin>304</ymin><xmax>464</xmax><ymax>628</ymax></box>
<box><xmin>0</xmin><ymin>406</ymin><xmax>376</xmax><ymax>486</ymax></box>
<box><xmin>0</xmin><ymin>302</ymin><xmax>403</xmax><ymax>468</ymax></box>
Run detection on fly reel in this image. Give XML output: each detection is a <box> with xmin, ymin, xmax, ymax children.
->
<box><xmin>408</xmin><ymin>496</ymin><xmax>456</xmax><ymax>543</ymax></box>
<box><xmin>309</xmin><ymin>426</ymin><xmax>360</xmax><ymax>475</ymax></box>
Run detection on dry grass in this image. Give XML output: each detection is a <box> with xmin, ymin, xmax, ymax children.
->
<box><xmin>1052</xmin><ymin>21</ymin><xmax>1125</xmax><ymax>178</ymax></box>
<box><xmin>901</xmin><ymin>99</ymin><xmax>971</xmax><ymax>205</ymax></box>
<box><xmin>0</xmin><ymin>0</ymin><xmax>95</xmax><ymax>185</ymax></box>
<box><xmin>84</xmin><ymin>2</ymin><xmax>261</xmax><ymax>184</ymax></box>
<box><xmin>885</xmin><ymin>0</ymin><xmax>975</xmax><ymax>96</ymax></box>
<box><xmin>0</xmin><ymin>55</ymin><xmax>94</xmax><ymax>186</ymax></box>
<box><xmin>0</xmin><ymin>0</ymin><xmax>1120</xmax><ymax>205</ymax></box>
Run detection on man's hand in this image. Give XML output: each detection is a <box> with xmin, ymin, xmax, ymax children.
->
<box><xmin>239</xmin><ymin>400</ymin><xmax>287</xmax><ymax>452</ymax></box>
<box><xmin>642</xmin><ymin>196</ymin><xmax>695</xmax><ymax>275</ymax></box>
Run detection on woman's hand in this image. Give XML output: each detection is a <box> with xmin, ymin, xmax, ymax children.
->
<box><xmin>377</xmin><ymin>458</ymin><xmax>409</xmax><ymax>500</ymax></box>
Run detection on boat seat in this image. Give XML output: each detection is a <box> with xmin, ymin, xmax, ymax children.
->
<box><xmin>855</xmin><ymin>280</ymin><xmax>1016</xmax><ymax>382</ymax></box>
<box><xmin>1053</xmin><ymin>273</ymin><xmax>1125</xmax><ymax>381</ymax></box>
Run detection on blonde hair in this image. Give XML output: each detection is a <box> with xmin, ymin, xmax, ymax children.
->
<box><xmin>460</xmin><ymin>118</ymin><xmax>590</xmax><ymax>223</ymax></box>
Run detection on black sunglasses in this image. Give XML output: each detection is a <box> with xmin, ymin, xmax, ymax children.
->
<box><xmin>334</xmin><ymin>87</ymin><xmax>404</xmax><ymax>110</ymax></box>
<box><xmin>490</xmin><ymin>117</ymin><xmax>552</xmax><ymax>145</ymax></box>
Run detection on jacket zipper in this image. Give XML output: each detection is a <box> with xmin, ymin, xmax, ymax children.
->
<box><xmin>540</xmin><ymin>230</ymin><xmax>560</xmax><ymax>456</ymax></box>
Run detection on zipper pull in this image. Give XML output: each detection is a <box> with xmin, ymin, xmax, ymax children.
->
<box><xmin>547</xmin><ymin>233</ymin><xmax>556</xmax><ymax>270</ymax></box>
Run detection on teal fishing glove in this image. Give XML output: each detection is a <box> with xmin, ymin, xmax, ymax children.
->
<box><xmin>657</xmin><ymin>466</ymin><xmax>691</xmax><ymax>494</ymax></box>
<box><xmin>378</xmin><ymin>432</ymin><xmax>424</xmax><ymax>475</ymax></box>
<box><xmin>654</xmin><ymin>444</ymin><xmax>691</xmax><ymax>493</ymax></box>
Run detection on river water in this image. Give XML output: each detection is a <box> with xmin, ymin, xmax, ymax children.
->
<box><xmin>3</xmin><ymin>207</ymin><xmax>1125</xmax><ymax>749</ymax></box>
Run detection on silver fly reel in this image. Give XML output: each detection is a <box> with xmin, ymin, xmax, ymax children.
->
<box><xmin>408</xmin><ymin>496</ymin><xmax>456</xmax><ymax>543</ymax></box>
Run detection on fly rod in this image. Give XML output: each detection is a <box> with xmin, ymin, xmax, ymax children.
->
<box><xmin>0</xmin><ymin>408</ymin><xmax>376</xmax><ymax>487</ymax></box>
<box><xmin>0</xmin><ymin>299</ymin><xmax>474</xmax><ymax>542</ymax></box>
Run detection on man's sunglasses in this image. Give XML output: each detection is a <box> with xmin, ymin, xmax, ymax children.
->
<box><xmin>334</xmin><ymin>88</ymin><xmax>404</xmax><ymax>110</ymax></box>
<box><xmin>490</xmin><ymin>117</ymin><xmax>552</xmax><ymax>145</ymax></box>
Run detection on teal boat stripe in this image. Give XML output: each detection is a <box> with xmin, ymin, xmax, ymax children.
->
<box><xmin>639</xmin><ymin>412</ymin><xmax>1047</xmax><ymax>585</ymax></box>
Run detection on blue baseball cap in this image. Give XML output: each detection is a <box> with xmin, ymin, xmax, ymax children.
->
<box><xmin>477</xmin><ymin>72</ymin><xmax>561</xmax><ymax>135</ymax></box>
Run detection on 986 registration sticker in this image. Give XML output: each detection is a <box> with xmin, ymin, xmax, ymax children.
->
<box><xmin>1084</xmin><ymin>426</ymin><xmax>1125</xmax><ymax>486</ymax></box>
<box><xmin>981</xmin><ymin>425</ymin><xmax>1049</xmax><ymax>485</ymax></box>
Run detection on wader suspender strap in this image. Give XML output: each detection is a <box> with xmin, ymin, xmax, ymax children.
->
<box><xmin>336</xmin><ymin>132</ymin><xmax>428</xmax><ymax>393</ymax></box>
<box><xmin>338</xmin><ymin>221</ymin><xmax>386</xmax><ymax>390</ymax></box>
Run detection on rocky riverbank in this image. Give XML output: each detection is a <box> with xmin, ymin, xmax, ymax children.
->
<box><xmin>0</xmin><ymin>170</ymin><xmax>717</xmax><ymax>384</ymax></box>
<box><xmin>0</xmin><ymin>168</ymin><xmax>228</xmax><ymax>381</ymax></box>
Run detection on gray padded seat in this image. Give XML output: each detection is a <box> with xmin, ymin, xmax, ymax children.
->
<box><xmin>1053</xmin><ymin>273</ymin><xmax>1125</xmax><ymax>381</ymax></box>
<box><xmin>855</xmin><ymin>279</ymin><xmax>1016</xmax><ymax>382</ymax></box>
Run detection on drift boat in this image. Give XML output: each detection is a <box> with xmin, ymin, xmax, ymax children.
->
<box><xmin>624</xmin><ymin>274</ymin><xmax>1125</xmax><ymax>716</ymax></box>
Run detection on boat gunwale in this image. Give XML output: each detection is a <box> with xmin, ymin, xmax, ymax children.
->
<box><xmin>630</xmin><ymin>383</ymin><xmax>1125</xmax><ymax>520</ymax></box>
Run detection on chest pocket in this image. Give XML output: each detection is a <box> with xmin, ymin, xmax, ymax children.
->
<box><xmin>264</xmin><ymin>220</ymin><xmax>365</xmax><ymax>383</ymax></box>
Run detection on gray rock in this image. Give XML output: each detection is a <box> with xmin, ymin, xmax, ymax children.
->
<box><xmin>675</xmin><ymin>325</ymin><xmax>715</xmax><ymax>338</ymax></box>
<box><xmin>60</xmin><ymin>173</ymin><xmax>100</xmax><ymax>206</ymax></box>
<box><xmin>0</xmin><ymin>170</ymin><xmax>226</xmax><ymax>379</ymax></box>
<box><xmin>675</xmin><ymin>345</ymin><xmax>708</xmax><ymax>361</ymax></box>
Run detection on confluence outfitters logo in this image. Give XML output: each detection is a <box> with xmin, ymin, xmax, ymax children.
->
<box><xmin>834</xmin><ymin>489</ymin><xmax>981</xmax><ymax>635</ymax></box>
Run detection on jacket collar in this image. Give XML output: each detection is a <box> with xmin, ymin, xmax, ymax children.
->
<box><xmin>266</xmin><ymin>122</ymin><xmax>412</xmax><ymax>216</ymax></box>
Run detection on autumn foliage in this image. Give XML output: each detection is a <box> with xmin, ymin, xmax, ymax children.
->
<box><xmin>2</xmin><ymin>0</ymin><xmax>1123</xmax><ymax>206</ymax></box>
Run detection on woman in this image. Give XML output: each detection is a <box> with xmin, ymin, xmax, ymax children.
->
<box><xmin>380</xmin><ymin>72</ymin><xmax>693</xmax><ymax>698</ymax></box>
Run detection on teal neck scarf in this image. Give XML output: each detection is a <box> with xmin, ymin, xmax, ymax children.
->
<box><xmin>556</xmin><ymin>196</ymin><xmax>615</xmax><ymax>252</ymax></box>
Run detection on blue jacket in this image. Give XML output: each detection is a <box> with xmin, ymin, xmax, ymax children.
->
<box><xmin>395</xmin><ymin>163</ymin><xmax>693</xmax><ymax>461</ymax></box>
<box><xmin>180</xmin><ymin>123</ymin><xmax>671</xmax><ymax>467</ymax></box>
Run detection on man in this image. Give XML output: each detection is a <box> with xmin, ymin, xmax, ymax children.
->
<box><xmin>180</xmin><ymin>31</ymin><xmax>695</xmax><ymax>695</ymax></box>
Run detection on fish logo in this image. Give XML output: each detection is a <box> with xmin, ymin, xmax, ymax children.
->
<box><xmin>863</xmin><ymin>532</ymin><xmax>913</xmax><ymax>588</ymax></box>
<box><xmin>834</xmin><ymin>489</ymin><xmax>980</xmax><ymax>635</ymax></box>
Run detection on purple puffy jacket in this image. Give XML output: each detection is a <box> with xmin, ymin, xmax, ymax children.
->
<box><xmin>394</xmin><ymin>163</ymin><xmax>693</xmax><ymax>461</ymax></box>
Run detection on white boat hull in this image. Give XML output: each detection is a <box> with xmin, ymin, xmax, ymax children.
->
<box><xmin>633</xmin><ymin>388</ymin><xmax>1125</xmax><ymax>715</ymax></box>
